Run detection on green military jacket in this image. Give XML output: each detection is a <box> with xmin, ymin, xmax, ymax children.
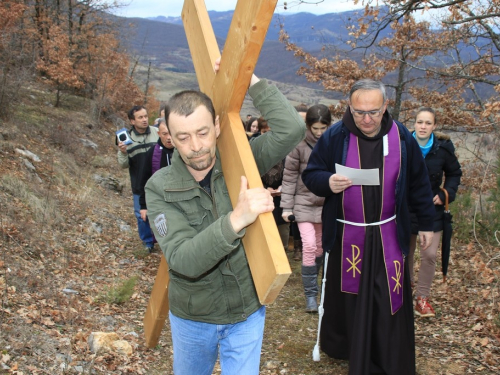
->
<box><xmin>145</xmin><ymin>79</ymin><xmax>305</xmax><ymax>324</ymax></box>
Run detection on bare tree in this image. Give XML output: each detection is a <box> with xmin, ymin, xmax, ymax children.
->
<box><xmin>280</xmin><ymin>0</ymin><xmax>499</xmax><ymax>130</ymax></box>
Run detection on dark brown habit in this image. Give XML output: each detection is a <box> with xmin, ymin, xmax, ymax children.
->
<box><xmin>320</xmin><ymin>109</ymin><xmax>415</xmax><ymax>375</ymax></box>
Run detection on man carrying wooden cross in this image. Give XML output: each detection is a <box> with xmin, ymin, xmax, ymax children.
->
<box><xmin>145</xmin><ymin>58</ymin><xmax>305</xmax><ymax>373</ymax></box>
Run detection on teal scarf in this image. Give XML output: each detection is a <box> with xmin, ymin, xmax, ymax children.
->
<box><xmin>413</xmin><ymin>132</ymin><xmax>434</xmax><ymax>158</ymax></box>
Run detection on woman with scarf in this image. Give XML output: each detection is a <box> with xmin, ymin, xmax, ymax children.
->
<box><xmin>409</xmin><ymin>107</ymin><xmax>462</xmax><ymax>317</ymax></box>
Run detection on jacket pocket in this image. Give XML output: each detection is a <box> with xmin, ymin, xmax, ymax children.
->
<box><xmin>175</xmin><ymin>197</ymin><xmax>209</xmax><ymax>228</ymax></box>
<box><xmin>169</xmin><ymin>270</ymin><xmax>222</xmax><ymax>317</ymax></box>
<box><xmin>185</xmin><ymin>211</ymin><xmax>207</xmax><ymax>227</ymax></box>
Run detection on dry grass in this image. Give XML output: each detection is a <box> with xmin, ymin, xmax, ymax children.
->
<box><xmin>1</xmin><ymin>173</ymin><xmax>63</xmax><ymax>225</ymax></box>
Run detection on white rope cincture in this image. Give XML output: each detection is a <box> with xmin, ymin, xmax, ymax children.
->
<box><xmin>313</xmin><ymin>251</ymin><xmax>329</xmax><ymax>361</ymax></box>
<box><xmin>336</xmin><ymin>214</ymin><xmax>396</xmax><ymax>227</ymax></box>
<box><xmin>313</xmin><ymin>216</ymin><xmax>396</xmax><ymax>360</ymax></box>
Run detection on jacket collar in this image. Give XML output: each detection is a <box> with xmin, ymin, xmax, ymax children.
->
<box><xmin>305</xmin><ymin>128</ymin><xmax>318</xmax><ymax>147</ymax></box>
<box><xmin>163</xmin><ymin>148</ymin><xmax>223</xmax><ymax>190</ymax></box>
<box><xmin>411</xmin><ymin>130</ymin><xmax>442</xmax><ymax>154</ymax></box>
<box><xmin>130</xmin><ymin>126</ymin><xmax>151</xmax><ymax>136</ymax></box>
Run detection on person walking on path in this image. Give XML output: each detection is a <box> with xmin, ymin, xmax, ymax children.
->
<box><xmin>145</xmin><ymin>59</ymin><xmax>305</xmax><ymax>374</ymax></box>
<box><xmin>117</xmin><ymin>105</ymin><xmax>159</xmax><ymax>251</ymax></box>
<box><xmin>137</xmin><ymin>119</ymin><xmax>175</xmax><ymax>253</ymax></box>
<box><xmin>408</xmin><ymin>107</ymin><xmax>462</xmax><ymax>317</ymax></box>
<box><xmin>302</xmin><ymin>79</ymin><xmax>435</xmax><ymax>374</ymax></box>
<box><xmin>281</xmin><ymin>104</ymin><xmax>332</xmax><ymax>313</ymax></box>
<box><xmin>289</xmin><ymin>103</ymin><xmax>309</xmax><ymax>260</ymax></box>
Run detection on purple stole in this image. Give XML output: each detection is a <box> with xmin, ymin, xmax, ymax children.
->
<box><xmin>152</xmin><ymin>144</ymin><xmax>162</xmax><ymax>174</ymax></box>
<box><xmin>341</xmin><ymin>123</ymin><xmax>404</xmax><ymax>314</ymax></box>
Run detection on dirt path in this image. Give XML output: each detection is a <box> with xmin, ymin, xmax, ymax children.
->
<box><xmin>2</xmin><ymin>212</ymin><xmax>499</xmax><ymax>374</ymax></box>
<box><xmin>1</xmin><ymin>85</ymin><xmax>499</xmax><ymax>373</ymax></box>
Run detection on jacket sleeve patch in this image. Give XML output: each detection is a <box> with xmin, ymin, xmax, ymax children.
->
<box><xmin>154</xmin><ymin>214</ymin><xmax>167</xmax><ymax>237</ymax></box>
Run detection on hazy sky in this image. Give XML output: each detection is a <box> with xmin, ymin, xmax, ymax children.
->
<box><xmin>115</xmin><ymin>0</ymin><xmax>363</xmax><ymax>18</ymax></box>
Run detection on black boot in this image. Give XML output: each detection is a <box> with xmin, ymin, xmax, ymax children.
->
<box><xmin>302</xmin><ymin>265</ymin><xmax>318</xmax><ymax>313</ymax></box>
<box><xmin>293</xmin><ymin>239</ymin><xmax>302</xmax><ymax>261</ymax></box>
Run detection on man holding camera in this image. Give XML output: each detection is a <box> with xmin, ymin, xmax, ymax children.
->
<box><xmin>117</xmin><ymin>105</ymin><xmax>159</xmax><ymax>251</ymax></box>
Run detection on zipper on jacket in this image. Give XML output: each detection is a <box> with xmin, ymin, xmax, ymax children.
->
<box><xmin>210</xmin><ymin>173</ymin><xmax>236</xmax><ymax>272</ymax></box>
<box><xmin>209</xmin><ymin>178</ymin><xmax>219</xmax><ymax>220</ymax></box>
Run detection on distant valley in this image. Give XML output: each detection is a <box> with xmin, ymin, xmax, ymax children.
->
<box><xmin>114</xmin><ymin>9</ymin><xmax>366</xmax><ymax>112</ymax></box>
<box><xmin>115</xmin><ymin>9</ymin><xmax>369</xmax><ymax>99</ymax></box>
<box><xmin>116</xmin><ymin>7</ymin><xmax>494</xmax><ymax>115</ymax></box>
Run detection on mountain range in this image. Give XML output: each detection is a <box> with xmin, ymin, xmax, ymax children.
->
<box><xmin>147</xmin><ymin>10</ymin><xmax>363</xmax><ymax>48</ymax></box>
<box><xmin>117</xmin><ymin>7</ymin><xmax>497</xmax><ymax>105</ymax></box>
<box><xmin>116</xmin><ymin>9</ymin><xmax>370</xmax><ymax>93</ymax></box>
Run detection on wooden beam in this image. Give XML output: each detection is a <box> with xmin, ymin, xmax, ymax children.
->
<box><xmin>143</xmin><ymin>256</ymin><xmax>170</xmax><ymax>348</ymax></box>
<box><xmin>181</xmin><ymin>0</ymin><xmax>219</xmax><ymax>94</ymax></box>
<box><xmin>218</xmin><ymin>112</ymin><xmax>291</xmax><ymax>303</ymax></box>
<box><xmin>212</xmin><ymin>0</ymin><xmax>280</xmax><ymax>114</ymax></box>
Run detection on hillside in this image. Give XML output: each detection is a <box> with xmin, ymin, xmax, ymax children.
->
<box><xmin>149</xmin><ymin>9</ymin><xmax>372</xmax><ymax>48</ymax></box>
<box><xmin>115</xmin><ymin>12</ymin><xmax>347</xmax><ymax>89</ymax></box>
<box><xmin>119</xmin><ymin>17</ymin><xmax>197</xmax><ymax>74</ymax></box>
<box><xmin>131</xmin><ymin>62</ymin><xmax>339</xmax><ymax>111</ymax></box>
<box><xmin>118</xmin><ymin>8</ymin><xmax>497</xmax><ymax>103</ymax></box>
<box><xmin>1</xmin><ymin>81</ymin><xmax>500</xmax><ymax>374</ymax></box>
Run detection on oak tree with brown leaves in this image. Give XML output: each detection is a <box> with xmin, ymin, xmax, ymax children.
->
<box><xmin>0</xmin><ymin>0</ymin><xmax>156</xmax><ymax>119</ymax></box>
<box><xmin>280</xmin><ymin>0</ymin><xmax>500</xmax><ymax>131</ymax></box>
<box><xmin>0</xmin><ymin>1</ymin><xmax>32</xmax><ymax>118</ymax></box>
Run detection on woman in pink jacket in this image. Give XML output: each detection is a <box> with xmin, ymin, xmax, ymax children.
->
<box><xmin>281</xmin><ymin>104</ymin><xmax>332</xmax><ymax>312</ymax></box>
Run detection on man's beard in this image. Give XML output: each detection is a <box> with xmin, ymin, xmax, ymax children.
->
<box><xmin>184</xmin><ymin>149</ymin><xmax>214</xmax><ymax>171</ymax></box>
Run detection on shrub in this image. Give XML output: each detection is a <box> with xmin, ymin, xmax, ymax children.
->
<box><xmin>450</xmin><ymin>189</ymin><xmax>473</xmax><ymax>243</ymax></box>
<box><xmin>101</xmin><ymin>276</ymin><xmax>138</xmax><ymax>305</ymax></box>
<box><xmin>486</xmin><ymin>149</ymin><xmax>500</xmax><ymax>237</ymax></box>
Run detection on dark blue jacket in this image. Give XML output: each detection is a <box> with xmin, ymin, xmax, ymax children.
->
<box><xmin>421</xmin><ymin>132</ymin><xmax>461</xmax><ymax>204</ymax></box>
<box><xmin>302</xmin><ymin>120</ymin><xmax>435</xmax><ymax>257</ymax></box>
<box><xmin>410</xmin><ymin>131</ymin><xmax>462</xmax><ymax>232</ymax></box>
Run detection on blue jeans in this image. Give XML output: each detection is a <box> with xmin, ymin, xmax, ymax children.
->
<box><xmin>169</xmin><ymin>306</ymin><xmax>266</xmax><ymax>375</ymax></box>
<box><xmin>133</xmin><ymin>194</ymin><xmax>153</xmax><ymax>247</ymax></box>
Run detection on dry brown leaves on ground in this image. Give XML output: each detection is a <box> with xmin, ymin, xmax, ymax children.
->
<box><xmin>1</xmin><ymin>84</ymin><xmax>499</xmax><ymax>374</ymax></box>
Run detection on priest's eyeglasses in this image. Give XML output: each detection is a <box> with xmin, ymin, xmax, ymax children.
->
<box><xmin>350</xmin><ymin>106</ymin><xmax>384</xmax><ymax>119</ymax></box>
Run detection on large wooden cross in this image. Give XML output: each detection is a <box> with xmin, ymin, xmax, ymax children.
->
<box><xmin>143</xmin><ymin>0</ymin><xmax>291</xmax><ymax>348</ymax></box>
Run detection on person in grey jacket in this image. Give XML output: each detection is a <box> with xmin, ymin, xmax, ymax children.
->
<box><xmin>281</xmin><ymin>104</ymin><xmax>332</xmax><ymax>313</ymax></box>
<box><xmin>145</xmin><ymin>60</ymin><xmax>305</xmax><ymax>375</ymax></box>
<box><xmin>117</xmin><ymin>106</ymin><xmax>159</xmax><ymax>251</ymax></box>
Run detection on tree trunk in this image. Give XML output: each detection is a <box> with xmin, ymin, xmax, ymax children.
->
<box><xmin>144</xmin><ymin>62</ymin><xmax>151</xmax><ymax>104</ymax></box>
<box><xmin>392</xmin><ymin>54</ymin><xmax>407</xmax><ymax>122</ymax></box>
<box><xmin>55</xmin><ymin>84</ymin><xmax>61</xmax><ymax>107</ymax></box>
<box><xmin>34</xmin><ymin>0</ymin><xmax>46</xmax><ymax>58</ymax></box>
<box><xmin>68</xmin><ymin>0</ymin><xmax>73</xmax><ymax>46</ymax></box>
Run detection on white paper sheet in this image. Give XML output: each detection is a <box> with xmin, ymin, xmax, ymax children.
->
<box><xmin>335</xmin><ymin>163</ymin><xmax>380</xmax><ymax>186</ymax></box>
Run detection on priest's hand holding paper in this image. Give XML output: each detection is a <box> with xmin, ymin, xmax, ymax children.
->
<box><xmin>230</xmin><ymin>176</ymin><xmax>274</xmax><ymax>233</ymax></box>
<box><xmin>329</xmin><ymin>174</ymin><xmax>352</xmax><ymax>193</ymax></box>
<box><xmin>418</xmin><ymin>231</ymin><xmax>434</xmax><ymax>251</ymax></box>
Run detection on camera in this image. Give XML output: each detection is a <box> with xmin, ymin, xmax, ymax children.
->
<box><xmin>116</xmin><ymin>128</ymin><xmax>133</xmax><ymax>145</ymax></box>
